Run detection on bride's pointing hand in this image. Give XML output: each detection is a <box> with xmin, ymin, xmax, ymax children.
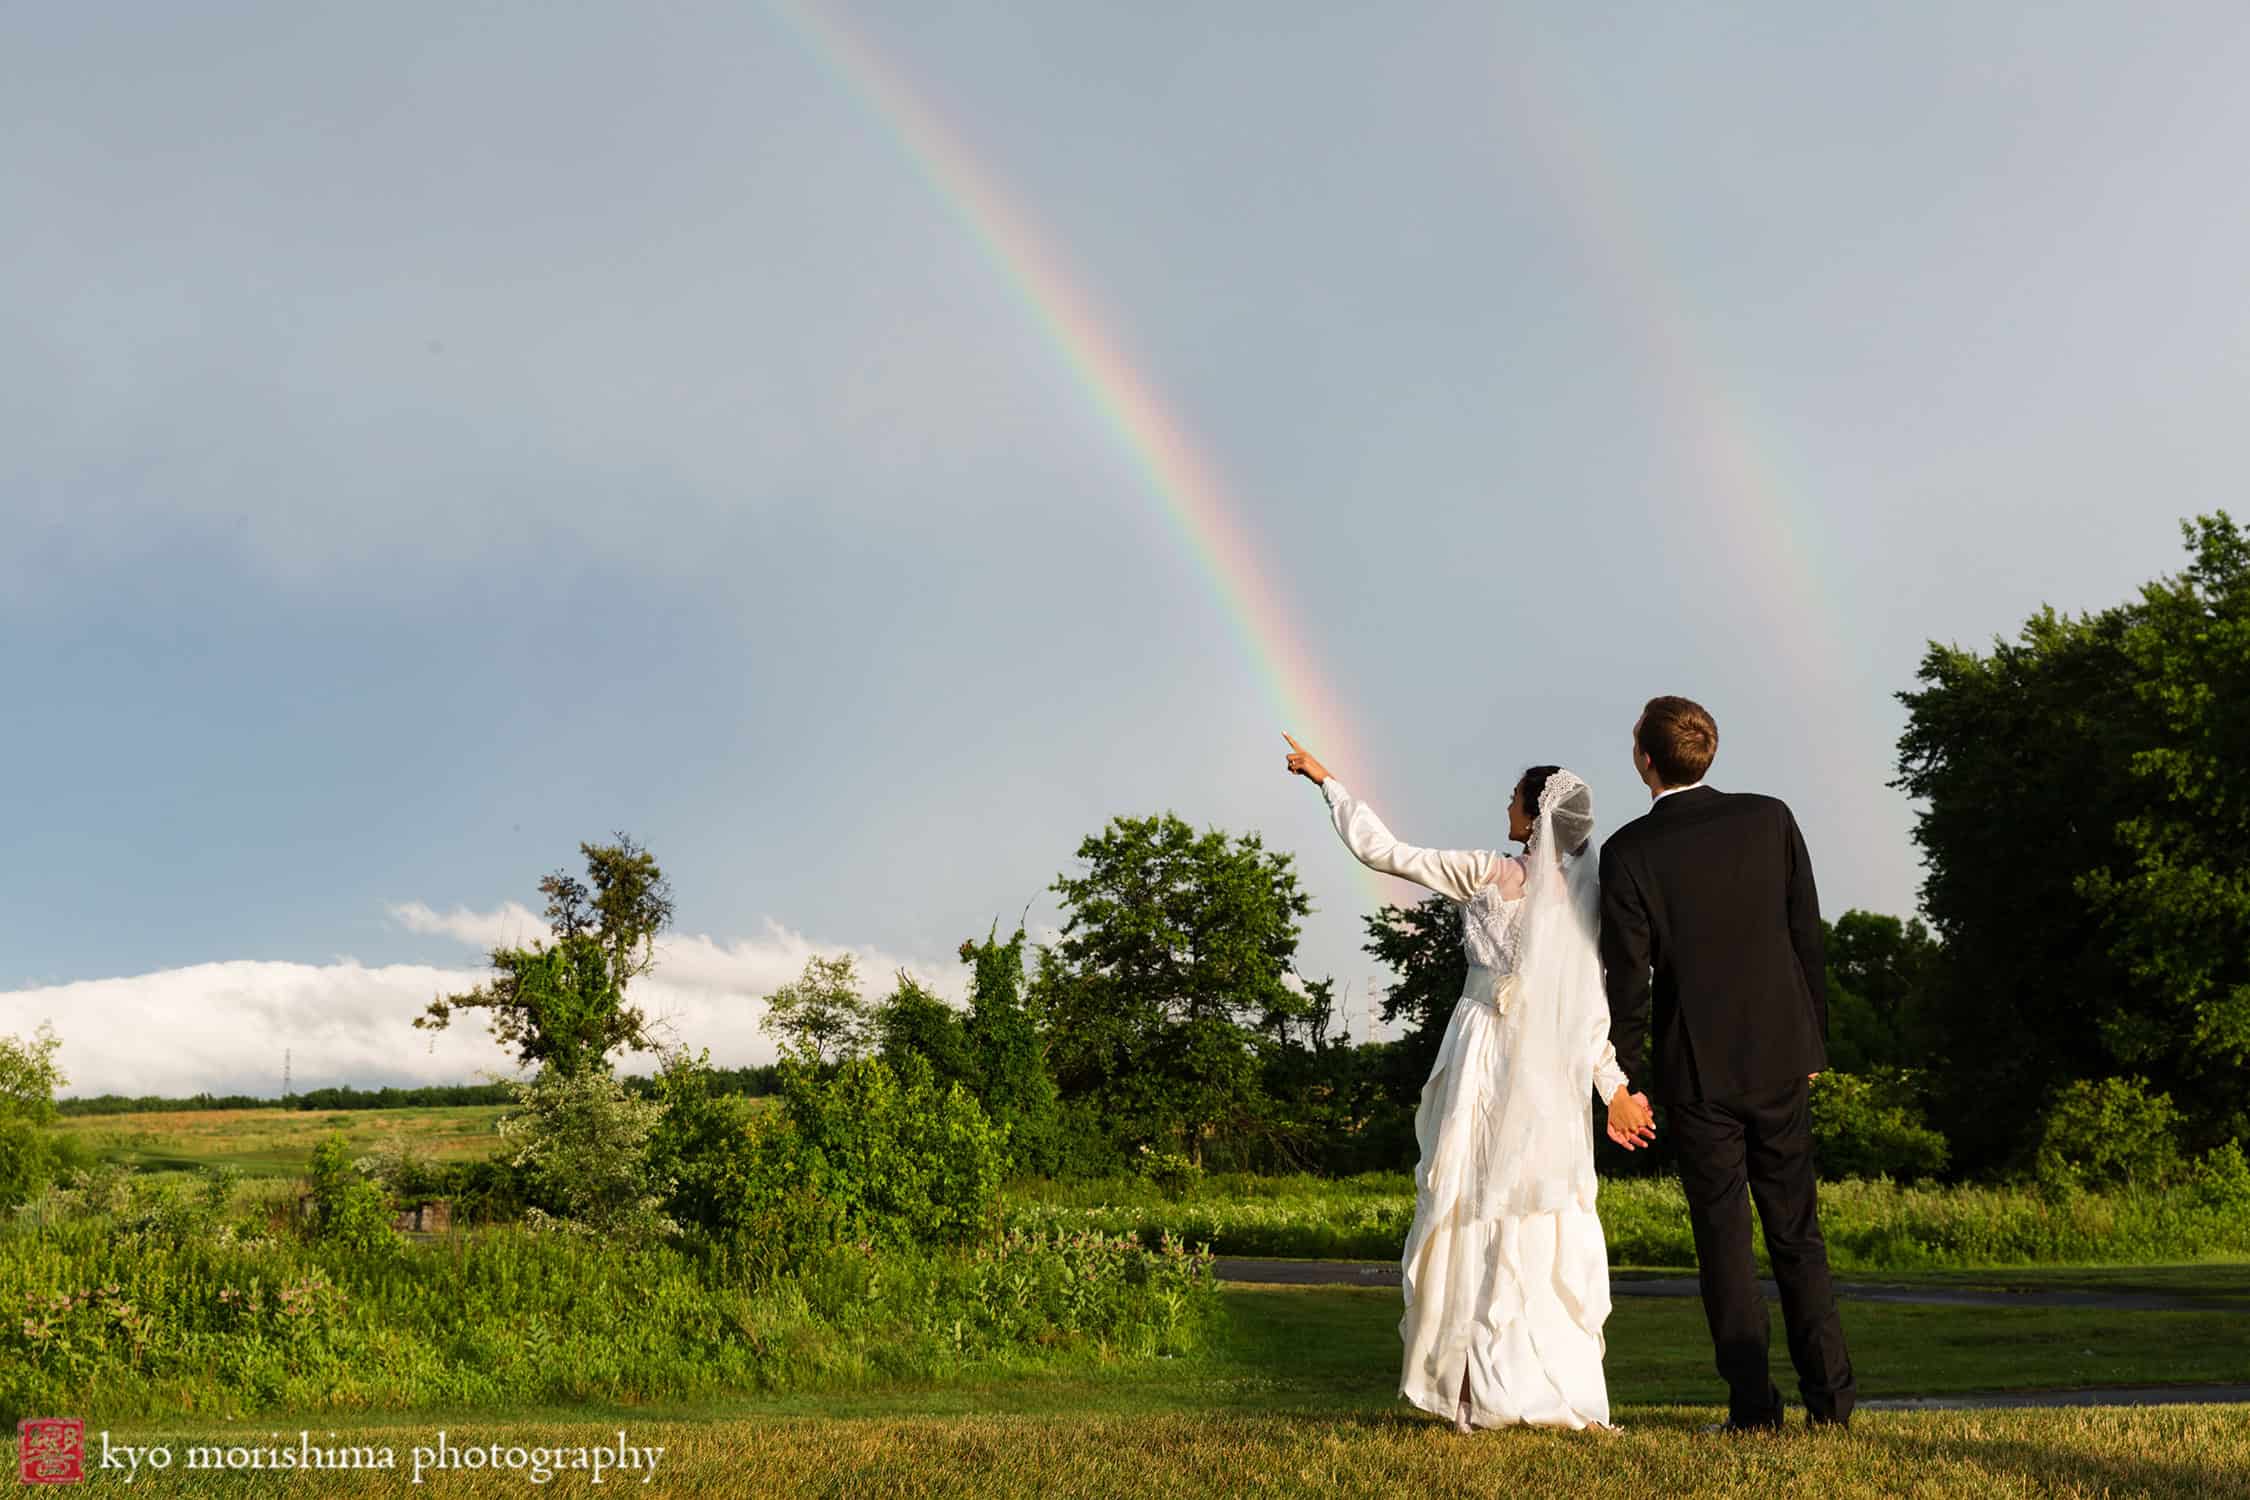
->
<box><xmin>1283</xmin><ymin>733</ymin><xmax>1330</xmax><ymax>786</ymax></box>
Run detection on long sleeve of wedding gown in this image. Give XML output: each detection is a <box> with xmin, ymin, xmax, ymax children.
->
<box><xmin>1318</xmin><ymin>779</ymin><xmax>1508</xmax><ymax>903</ymax></box>
<box><xmin>1590</xmin><ymin>1038</ymin><xmax>1628</xmax><ymax>1107</ymax></box>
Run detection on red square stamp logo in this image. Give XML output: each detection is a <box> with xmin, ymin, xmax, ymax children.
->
<box><xmin>17</xmin><ymin>1420</ymin><xmax>84</xmax><ymax>1485</ymax></box>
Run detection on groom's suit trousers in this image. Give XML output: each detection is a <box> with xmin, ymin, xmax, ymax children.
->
<box><xmin>1669</xmin><ymin>1077</ymin><xmax>1856</xmax><ymax>1428</ymax></box>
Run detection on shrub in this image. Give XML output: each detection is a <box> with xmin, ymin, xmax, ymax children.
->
<box><xmin>2186</xmin><ymin>1139</ymin><xmax>2250</xmax><ymax>1214</ymax></box>
<box><xmin>1809</xmin><ymin>1071</ymin><xmax>1950</xmax><ymax>1182</ymax></box>
<box><xmin>2036</xmin><ymin>1075</ymin><xmax>2183</xmax><ymax>1191</ymax></box>
<box><xmin>1133</xmin><ymin>1145</ymin><xmax>1204</xmax><ymax>1200</ymax></box>
<box><xmin>305</xmin><ymin>1136</ymin><xmax>397</xmax><ymax>1256</ymax></box>
<box><xmin>644</xmin><ymin>1048</ymin><xmax>762</xmax><ymax>1237</ymax></box>
<box><xmin>779</xmin><ymin>1055</ymin><xmax>1006</xmax><ymax>1248</ymax></box>
<box><xmin>362</xmin><ymin>1141</ymin><xmax>443</xmax><ymax>1208</ymax></box>
<box><xmin>429</xmin><ymin>1155</ymin><xmax>528</xmax><ymax>1227</ymax></box>
<box><xmin>0</xmin><ymin>1119</ymin><xmax>55</xmax><ymax>1213</ymax></box>
<box><xmin>497</xmin><ymin>1068</ymin><xmax>674</xmax><ymax>1241</ymax></box>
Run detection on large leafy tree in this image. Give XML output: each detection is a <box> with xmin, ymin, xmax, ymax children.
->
<box><xmin>2080</xmin><ymin>515</ymin><xmax>2250</xmax><ymax>1141</ymax></box>
<box><xmin>415</xmin><ymin>834</ymin><xmax>675</xmax><ymax>1078</ymax></box>
<box><xmin>1896</xmin><ymin>513</ymin><xmax>2248</xmax><ymax>1166</ymax></box>
<box><xmin>1036</xmin><ymin>813</ymin><xmax>1312</xmax><ymax>1163</ymax></box>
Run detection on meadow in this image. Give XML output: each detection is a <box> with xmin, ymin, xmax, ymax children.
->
<box><xmin>60</xmin><ymin>1106</ymin><xmax>2250</xmax><ymax>1273</ymax></box>
<box><xmin>48</xmin><ymin>1106</ymin><xmax>511</xmax><ymax>1179</ymax></box>
<box><xmin>12</xmin><ymin>1104</ymin><xmax>2249</xmax><ymax>1496</ymax></box>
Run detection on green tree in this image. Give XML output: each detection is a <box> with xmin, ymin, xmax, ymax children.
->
<box><xmin>871</xmin><ymin>971</ymin><xmax>975</xmax><ymax>1087</ymax></box>
<box><xmin>1362</xmin><ymin>895</ymin><xmax>1468</xmax><ymax>1102</ymax></box>
<box><xmin>1820</xmin><ymin>912</ymin><xmax>1941</xmax><ymax>1073</ymax></box>
<box><xmin>2078</xmin><ymin>515</ymin><xmax>2250</xmax><ymax>1145</ymax></box>
<box><xmin>0</xmin><ymin>1022</ymin><xmax>64</xmax><ymax>1124</ymax></box>
<box><xmin>1896</xmin><ymin>513</ymin><xmax>2248</xmax><ymax>1168</ymax></box>
<box><xmin>960</xmin><ymin>923</ymin><xmax>1061</xmax><ymax>1175</ymax></box>
<box><xmin>760</xmin><ymin>953</ymin><xmax>872</xmax><ymax>1067</ymax></box>
<box><xmin>415</xmin><ymin>834</ymin><xmax>675</xmax><ymax>1078</ymax></box>
<box><xmin>1037</xmin><ymin>813</ymin><xmax>1310</xmax><ymax>1164</ymax></box>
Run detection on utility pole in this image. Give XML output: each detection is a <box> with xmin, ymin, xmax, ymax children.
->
<box><xmin>283</xmin><ymin>1048</ymin><xmax>292</xmax><ymax>1101</ymax></box>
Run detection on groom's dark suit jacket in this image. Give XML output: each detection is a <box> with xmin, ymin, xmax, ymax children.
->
<box><xmin>1598</xmin><ymin>786</ymin><xmax>1828</xmax><ymax>1104</ymax></box>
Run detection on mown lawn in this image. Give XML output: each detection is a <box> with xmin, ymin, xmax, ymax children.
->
<box><xmin>33</xmin><ymin>1283</ymin><xmax>2249</xmax><ymax>1496</ymax></box>
<box><xmin>34</xmin><ymin>1408</ymin><xmax>2250</xmax><ymax>1497</ymax></box>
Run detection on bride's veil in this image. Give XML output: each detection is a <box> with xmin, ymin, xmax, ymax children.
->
<box><xmin>1476</xmin><ymin>769</ymin><xmax>1608</xmax><ymax>1218</ymax></box>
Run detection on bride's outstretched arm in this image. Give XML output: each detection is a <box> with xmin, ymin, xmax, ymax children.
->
<box><xmin>1283</xmin><ymin>735</ymin><xmax>1497</xmax><ymax>902</ymax></box>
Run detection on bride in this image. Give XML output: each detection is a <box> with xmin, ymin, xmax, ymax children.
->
<box><xmin>1284</xmin><ymin>734</ymin><xmax>1655</xmax><ymax>1433</ymax></box>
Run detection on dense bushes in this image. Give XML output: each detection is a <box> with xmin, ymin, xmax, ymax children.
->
<box><xmin>2036</xmin><ymin>1075</ymin><xmax>2184</xmax><ymax>1191</ymax></box>
<box><xmin>643</xmin><ymin>1050</ymin><xmax>1006</xmax><ymax>1267</ymax></box>
<box><xmin>772</xmin><ymin>1055</ymin><xmax>1006</xmax><ymax>1248</ymax></box>
<box><xmin>305</xmin><ymin>1136</ymin><xmax>397</xmax><ymax>1256</ymax></box>
<box><xmin>1810</xmin><ymin>1071</ymin><xmax>1950</xmax><ymax>1182</ymax></box>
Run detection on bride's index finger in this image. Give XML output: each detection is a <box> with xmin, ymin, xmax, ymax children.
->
<box><xmin>1282</xmin><ymin>732</ymin><xmax>1304</xmax><ymax>751</ymax></box>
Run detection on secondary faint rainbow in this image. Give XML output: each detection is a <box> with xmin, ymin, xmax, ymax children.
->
<box><xmin>774</xmin><ymin>1</ymin><xmax>1415</xmax><ymax>907</ymax></box>
<box><xmin>1490</xmin><ymin>46</ymin><xmax>1865</xmax><ymax>702</ymax></box>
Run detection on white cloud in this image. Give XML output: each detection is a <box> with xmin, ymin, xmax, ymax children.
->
<box><xmin>388</xmin><ymin>901</ymin><xmax>550</xmax><ymax>951</ymax></box>
<box><xmin>0</xmin><ymin>909</ymin><xmax>965</xmax><ymax>1099</ymax></box>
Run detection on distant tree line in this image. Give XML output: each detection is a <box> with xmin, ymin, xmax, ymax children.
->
<box><xmin>56</xmin><ymin>1069</ymin><xmax>785</xmax><ymax>1116</ymax></box>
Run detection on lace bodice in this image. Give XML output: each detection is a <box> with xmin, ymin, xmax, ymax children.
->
<box><xmin>1459</xmin><ymin>879</ymin><xmax>1529</xmax><ymax>974</ymax></box>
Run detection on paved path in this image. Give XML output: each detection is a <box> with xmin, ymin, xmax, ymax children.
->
<box><xmin>1859</xmin><ymin>1385</ymin><xmax>2250</xmax><ymax>1410</ymax></box>
<box><xmin>1212</xmin><ymin>1259</ymin><xmax>2232</xmax><ymax>1312</ymax></box>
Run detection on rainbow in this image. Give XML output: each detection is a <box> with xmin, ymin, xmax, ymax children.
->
<box><xmin>774</xmin><ymin>1</ymin><xmax>1416</xmax><ymax>908</ymax></box>
<box><xmin>1490</xmin><ymin>49</ymin><xmax>1866</xmax><ymax>717</ymax></box>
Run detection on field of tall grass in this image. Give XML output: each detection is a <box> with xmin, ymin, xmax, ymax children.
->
<box><xmin>46</xmin><ymin>1105</ymin><xmax>512</xmax><ymax>1177</ymax></box>
<box><xmin>0</xmin><ymin>1176</ymin><xmax>1218</xmax><ymax>1427</ymax></box>
<box><xmin>1003</xmin><ymin>1171</ymin><xmax>2250</xmax><ymax>1272</ymax></box>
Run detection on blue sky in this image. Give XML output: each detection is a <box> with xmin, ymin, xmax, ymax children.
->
<box><xmin>3</xmin><ymin>2</ymin><xmax>2238</xmax><ymax>1094</ymax></box>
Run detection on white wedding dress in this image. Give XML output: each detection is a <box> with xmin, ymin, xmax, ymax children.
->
<box><xmin>1318</xmin><ymin>773</ymin><xmax>1628</xmax><ymax>1431</ymax></box>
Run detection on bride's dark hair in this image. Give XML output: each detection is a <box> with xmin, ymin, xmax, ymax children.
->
<box><xmin>1518</xmin><ymin>764</ymin><xmax>1592</xmax><ymax>859</ymax></box>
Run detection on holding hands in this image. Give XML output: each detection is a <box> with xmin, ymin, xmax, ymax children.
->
<box><xmin>1606</xmin><ymin>1088</ymin><xmax>1656</xmax><ymax>1151</ymax></box>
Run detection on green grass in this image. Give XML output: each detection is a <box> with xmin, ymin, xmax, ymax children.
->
<box><xmin>22</xmin><ymin>1284</ymin><xmax>2250</xmax><ymax>1497</ymax></box>
<box><xmin>47</xmin><ymin>1106</ymin><xmax>509</xmax><ymax>1177</ymax></box>
<box><xmin>1833</xmin><ymin>1262</ymin><xmax>2250</xmax><ymax>1307</ymax></box>
<box><xmin>23</xmin><ymin>1409</ymin><xmax>2250</xmax><ymax>1498</ymax></box>
<box><xmin>1006</xmin><ymin>1171</ymin><xmax>2250</xmax><ymax>1271</ymax></box>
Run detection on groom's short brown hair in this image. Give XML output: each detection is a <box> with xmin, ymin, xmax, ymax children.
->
<box><xmin>1637</xmin><ymin>696</ymin><xmax>1718</xmax><ymax>786</ymax></box>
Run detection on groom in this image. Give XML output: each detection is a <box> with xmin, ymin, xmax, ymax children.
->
<box><xmin>1597</xmin><ymin>696</ymin><xmax>1856</xmax><ymax>1431</ymax></box>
